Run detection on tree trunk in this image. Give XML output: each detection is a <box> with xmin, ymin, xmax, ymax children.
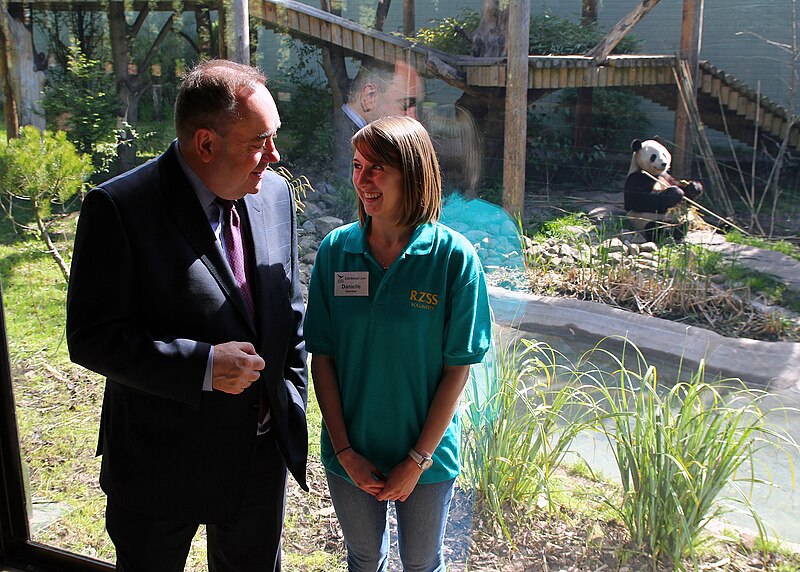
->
<box><xmin>1</xmin><ymin>7</ymin><xmax>45</xmax><ymax>129</ymax></box>
<box><xmin>108</xmin><ymin>4</ymin><xmax>175</xmax><ymax>173</ymax></box>
<box><xmin>108</xmin><ymin>1</ymin><xmax>137</xmax><ymax>172</ymax></box>
<box><xmin>458</xmin><ymin>0</ymin><xmax>510</xmax><ymax>182</ymax></box>
<box><xmin>581</xmin><ymin>0</ymin><xmax>598</xmax><ymax>25</ymax></box>
<box><xmin>0</xmin><ymin>18</ymin><xmax>18</xmax><ymax>139</ymax></box>
<box><xmin>403</xmin><ymin>0</ymin><xmax>414</xmax><ymax>36</ymax></box>
<box><xmin>472</xmin><ymin>0</ymin><xmax>508</xmax><ymax>57</ymax></box>
<box><xmin>225</xmin><ymin>0</ymin><xmax>249</xmax><ymax>65</ymax></box>
<box><xmin>374</xmin><ymin>0</ymin><xmax>391</xmax><ymax>32</ymax></box>
<box><xmin>195</xmin><ymin>7</ymin><xmax>217</xmax><ymax>59</ymax></box>
<box><xmin>33</xmin><ymin>197</ymin><xmax>70</xmax><ymax>283</ymax></box>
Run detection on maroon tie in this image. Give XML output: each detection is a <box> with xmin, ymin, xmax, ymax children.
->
<box><xmin>217</xmin><ymin>198</ymin><xmax>268</xmax><ymax>423</ymax></box>
<box><xmin>217</xmin><ymin>199</ymin><xmax>255</xmax><ymax>321</ymax></box>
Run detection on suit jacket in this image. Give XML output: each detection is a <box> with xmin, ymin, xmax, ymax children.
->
<box><xmin>66</xmin><ymin>142</ymin><xmax>308</xmax><ymax>522</ymax></box>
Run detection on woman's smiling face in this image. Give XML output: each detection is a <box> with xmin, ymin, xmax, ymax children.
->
<box><xmin>352</xmin><ymin>148</ymin><xmax>404</xmax><ymax>224</ymax></box>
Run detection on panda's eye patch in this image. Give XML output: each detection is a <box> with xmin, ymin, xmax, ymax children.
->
<box><xmin>650</xmin><ymin>154</ymin><xmax>657</xmax><ymax>163</ymax></box>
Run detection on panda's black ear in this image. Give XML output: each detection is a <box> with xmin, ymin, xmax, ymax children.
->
<box><xmin>653</xmin><ymin>135</ymin><xmax>664</xmax><ymax>145</ymax></box>
<box><xmin>631</xmin><ymin>139</ymin><xmax>643</xmax><ymax>152</ymax></box>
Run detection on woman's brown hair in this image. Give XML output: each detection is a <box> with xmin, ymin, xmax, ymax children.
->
<box><xmin>352</xmin><ymin>116</ymin><xmax>442</xmax><ymax>228</ymax></box>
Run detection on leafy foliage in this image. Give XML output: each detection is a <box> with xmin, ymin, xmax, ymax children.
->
<box><xmin>414</xmin><ymin>10</ymin><xmax>641</xmax><ymax>56</ymax></box>
<box><xmin>41</xmin><ymin>46</ymin><xmax>117</xmax><ymax>159</ymax></box>
<box><xmin>0</xmin><ymin>126</ymin><xmax>91</xmax><ymax>208</ymax></box>
<box><xmin>529</xmin><ymin>12</ymin><xmax>641</xmax><ymax>55</ymax></box>
<box><xmin>0</xmin><ymin>126</ymin><xmax>92</xmax><ymax>281</ymax></box>
<box><xmin>413</xmin><ymin>10</ymin><xmax>480</xmax><ymax>54</ymax></box>
<box><xmin>270</xmin><ymin>40</ymin><xmax>334</xmax><ymax>169</ymax></box>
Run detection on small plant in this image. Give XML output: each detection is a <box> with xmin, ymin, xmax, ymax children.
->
<box><xmin>586</xmin><ymin>344</ymin><xmax>798</xmax><ymax>569</ymax></box>
<box><xmin>531</xmin><ymin>211</ymin><xmax>594</xmax><ymax>242</ymax></box>
<box><xmin>461</xmin><ymin>337</ymin><xmax>595</xmax><ymax>538</ymax></box>
<box><xmin>0</xmin><ymin>126</ymin><xmax>92</xmax><ymax>282</ymax></box>
<box><xmin>269</xmin><ymin>164</ymin><xmax>314</xmax><ymax>214</ymax></box>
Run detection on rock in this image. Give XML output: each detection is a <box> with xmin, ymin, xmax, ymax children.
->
<box><xmin>601</xmin><ymin>237</ymin><xmax>625</xmax><ymax>253</ymax></box>
<box><xmin>316</xmin><ymin>216</ymin><xmax>345</xmax><ymax>237</ymax></box>
<box><xmin>301</xmin><ymin>220</ymin><xmax>317</xmax><ymax>233</ymax></box>
<box><xmin>304</xmin><ymin>203</ymin><xmax>324</xmax><ymax>218</ymax></box>
<box><xmin>639</xmin><ymin>241</ymin><xmax>659</xmax><ymax>253</ymax></box>
<box><xmin>301</xmin><ymin>251</ymin><xmax>317</xmax><ymax>264</ymax></box>
<box><xmin>299</xmin><ymin>236</ymin><xmax>318</xmax><ymax>251</ymax></box>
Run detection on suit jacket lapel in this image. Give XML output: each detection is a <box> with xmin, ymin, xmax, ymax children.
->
<box><xmin>159</xmin><ymin>143</ymin><xmax>257</xmax><ymax>336</ymax></box>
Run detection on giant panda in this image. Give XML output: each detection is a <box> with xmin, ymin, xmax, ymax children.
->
<box><xmin>624</xmin><ymin>138</ymin><xmax>703</xmax><ymax>242</ymax></box>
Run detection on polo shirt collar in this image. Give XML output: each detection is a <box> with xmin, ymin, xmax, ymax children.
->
<box><xmin>342</xmin><ymin>219</ymin><xmax>436</xmax><ymax>257</ymax></box>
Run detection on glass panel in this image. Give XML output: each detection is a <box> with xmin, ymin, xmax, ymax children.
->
<box><xmin>1</xmin><ymin>215</ymin><xmax>110</xmax><ymax>560</ymax></box>
<box><xmin>3</xmin><ymin>1</ymin><xmax>797</xmax><ymax>570</ymax></box>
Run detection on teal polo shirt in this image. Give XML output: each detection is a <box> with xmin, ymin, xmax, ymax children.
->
<box><xmin>304</xmin><ymin>220</ymin><xmax>492</xmax><ymax>484</ymax></box>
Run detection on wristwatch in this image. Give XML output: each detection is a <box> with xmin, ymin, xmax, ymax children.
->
<box><xmin>408</xmin><ymin>448</ymin><xmax>433</xmax><ymax>471</ymax></box>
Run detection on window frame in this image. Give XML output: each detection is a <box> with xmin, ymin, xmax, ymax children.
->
<box><xmin>0</xmin><ymin>288</ymin><xmax>114</xmax><ymax>571</ymax></box>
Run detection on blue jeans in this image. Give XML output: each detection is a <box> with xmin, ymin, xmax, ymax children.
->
<box><xmin>326</xmin><ymin>471</ymin><xmax>456</xmax><ymax>572</ymax></box>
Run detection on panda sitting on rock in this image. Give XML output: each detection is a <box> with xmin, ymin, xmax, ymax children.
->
<box><xmin>624</xmin><ymin>138</ymin><xmax>704</xmax><ymax>242</ymax></box>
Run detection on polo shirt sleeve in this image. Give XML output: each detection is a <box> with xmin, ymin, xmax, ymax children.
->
<box><xmin>304</xmin><ymin>235</ymin><xmax>334</xmax><ymax>356</ymax></box>
<box><xmin>443</xmin><ymin>246</ymin><xmax>492</xmax><ymax>366</ymax></box>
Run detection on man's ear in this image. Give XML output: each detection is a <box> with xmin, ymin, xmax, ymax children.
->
<box><xmin>360</xmin><ymin>83</ymin><xmax>378</xmax><ymax>113</ymax></box>
<box><xmin>194</xmin><ymin>128</ymin><xmax>216</xmax><ymax>163</ymax></box>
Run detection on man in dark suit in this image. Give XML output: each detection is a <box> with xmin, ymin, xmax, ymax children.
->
<box><xmin>66</xmin><ymin>59</ymin><xmax>307</xmax><ymax>572</ymax></box>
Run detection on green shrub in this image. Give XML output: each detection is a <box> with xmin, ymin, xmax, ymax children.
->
<box><xmin>0</xmin><ymin>126</ymin><xmax>92</xmax><ymax>282</ymax></box>
<box><xmin>41</xmin><ymin>46</ymin><xmax>117</xmax><ymax>161</ymax></box>
<box><xmin>586</xmin><ymin>345</ymin><xmax>797</xmax><ymax>569</ymax></box>
<box><xmin>413</xmin><ymin>10</ymin><xmax>480</xmax><ymax>54</ymax></box>
<box><xmin>461</xmin><ymin>337</ymin><xmax>595</xmax><ymax>538</ymax></box>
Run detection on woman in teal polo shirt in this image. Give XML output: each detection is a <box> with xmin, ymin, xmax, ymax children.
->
<box><xmin>304</xmin><ymin>116</ymin><xmax>491</xmax><ymax>572</ymax></box>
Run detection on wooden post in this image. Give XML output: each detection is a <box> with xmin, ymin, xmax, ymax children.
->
<box><xmin>403</xmin><ymin>0</ymin><xmax>415</xmax><ymax>36</ymax></box>
<box><xmin>224</xmin><ymin>0</ymin><xmax>249</xmax><ymax>64</ymax></box>
<box><xmin>502</xmin><ymin>0</ymin><xmax>530</xmax><ymax>218</ymax></box>
<box><xmin>575</xmin><ymin>0</ymin><xmax>598</xmax><ymax>150</ymax></box>
<box><xmin>673</xmin><ymin>0</ymin><xmax>703</xmax><ymax>176</ymax></box>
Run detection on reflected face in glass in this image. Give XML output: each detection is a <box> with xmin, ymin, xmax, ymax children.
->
<box><xmin>371</xmin><ymin>61</ymin><xmax>422</xmax><ymax>121</ymax></box>
<box><xmin>352</xmin><ymin>148</ymin><xmax>404</xmax><ymax>224</ymax></box>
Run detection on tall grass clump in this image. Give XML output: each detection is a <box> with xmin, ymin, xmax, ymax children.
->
<box><xmin>461</xmin><ymin>337</ymin><xmax>595</xmax><ymax>538</ymax></box>
<box><xmin>585</xmin><ymin>343</ymin><xmax>797</xmax><ymax>570</ymax></box>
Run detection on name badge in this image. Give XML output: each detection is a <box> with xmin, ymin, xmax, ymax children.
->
<box><xmin>334</xmin><ymin>271</ymin><xmax>369</xmax><ymax>297</ymax></box>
